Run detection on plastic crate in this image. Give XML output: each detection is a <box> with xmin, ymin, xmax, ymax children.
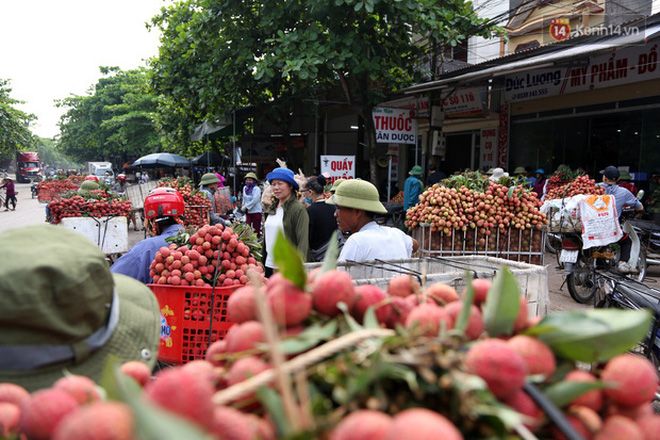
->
<box><xmin>412</xmin><ymin>224</ymin><xmax>547</xmax><ymax>266</ymax></box>
<box><xmin>305</xmin><ymin>256</ymin><xmax>549</xmax><ymax>317</ymax></box>
<box><xmin>149</xmin><ymin>284</ymin><xmax>240</xmax><ymax>364</ymax></box>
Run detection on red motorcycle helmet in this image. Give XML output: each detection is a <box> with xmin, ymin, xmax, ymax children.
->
<box><xmin>144</xmin><ymin>187</ymin><xmax>185</xmax><ymax>220</ymax></box>
<box><xmin>117</xmin><ymin>174</ymin><xmax>127</xmax><ymax>181</ymax></box>
<box><xmin>84</xmin><ymin>175</ymin><xmax>99</xmax><ymax>182</ymax></box>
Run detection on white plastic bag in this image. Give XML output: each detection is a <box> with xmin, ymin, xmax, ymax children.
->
<box><xmin>579</xmin><ymin>195</ymin><xmax>622</xmax><ymax>250</ymax></box>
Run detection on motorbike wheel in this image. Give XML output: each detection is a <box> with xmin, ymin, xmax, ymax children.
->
<box><xmin>567</xmin><ymin>256</ymin><xmax>596</xmax><ymax>304</ymax></box>
<box><xmin>545</xmin><ymin>233</ymin><xmax>562</xmax><ymax>254</ymax></box>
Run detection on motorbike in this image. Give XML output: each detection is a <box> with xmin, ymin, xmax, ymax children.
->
<box><xmin>593</xmin><ymin>272</ymin><xmax>660</xmax><ymax>400</ymax></box>
<box><xmin>628</xmin><ymin>218</ymin><xmax>660</xmax><ymax>269</ymax></box>
<box><xmin>558</xmin><ymin>218</ymin><xmax>647</xmax><ymax>304</ymax></box>
<box><xmin>31</xmin><ymin>182</ymin><xmax>38</xmax><ymax>199</ymax></box>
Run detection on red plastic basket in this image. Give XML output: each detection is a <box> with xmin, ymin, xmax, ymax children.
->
<box><xmin>148</xmin><ymin>284</ymin><xmax>241</xmax><ymax>364</ymax></box>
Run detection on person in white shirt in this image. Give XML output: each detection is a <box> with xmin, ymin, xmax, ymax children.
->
<box><xmin>326</xmin><ymin>179</ymin><xmax>418</xmax><ymax>262</ymax></box>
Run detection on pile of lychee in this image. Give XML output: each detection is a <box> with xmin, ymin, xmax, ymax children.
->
<box><xmin>545</xmin><ymin>174</ymin><xmax>605</xmax><ymax>201</ymax></box>
<box><xmin>149</xmin><ymin>224</ymin><xmax>263</xmax><ymax>286</ymax></box>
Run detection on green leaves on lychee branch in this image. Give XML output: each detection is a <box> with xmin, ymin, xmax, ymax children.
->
<box><xmin>454</xmin><ymin>270</ymin><xmax>475</xmax><ymax>334</ymax></box>
<box><xmin>481</xmin><ymin>267</ymin><xmax>520</xmax><ymax>337</ymax></box>
<box><xmin>100</xmin><ymin>357</ymin><xmax>209</xmax><ymax>440</ymax></box>
<box><xmin>543</xmin><ymin>380</ymin><xmax>610</xmax><ymax>409</ymax></box>
<box><xmin>319</xmin><ymin>230</ymin><xmax>339</xmax><ymax>275</ymax></box>
<box><xmin>526</xmin><ymin>309</ymin><xmax>653</xmax><ymax>363</ymax></box>
<box><xmin>277</xmin><ymin>320</ymin><xmax>339</xmax><ymax>355</ymax></box>
<box><xmin>273</xmin><ymin>230</ymin><xmax>306</xmax><ymax>289</ymax></box>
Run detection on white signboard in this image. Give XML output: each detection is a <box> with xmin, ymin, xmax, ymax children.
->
<box><xmin>480</xmin><ymin>128</ymin><xmax>499</xmax><ymax>170</ymax></box>
<box><xmin>372</xmin><ymin>107</ymin><xmax>418</xmax><ymax>144</ymax></box>
<box><xmin>388</xmin><ymin>145</ymin><xmax>399</xmax><ymax>182</ymax></box>
<box><xmin>442</xmin><ymin>87</ymin><xmax>486</xmax><ymax>117</ymax></box>
<box><xmin>504</xmin><ymin>43</ymin><xmax>660</xmax><ymax>102</ymax></box>
<box><xmin>320</xmin><ymin>155</ymin><xmax>356</xmax><ymax>184</ymax></box>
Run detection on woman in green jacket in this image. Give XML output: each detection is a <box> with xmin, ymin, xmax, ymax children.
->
<box><xmin>263</xmin><ymin>167</ymin><xmax>309</xmax><ymax>277</ymax></box>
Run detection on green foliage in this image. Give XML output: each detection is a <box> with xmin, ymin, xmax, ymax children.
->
<box><xmin>0</xmin><ymin>79</ymin><xmax>38</xmax><ymax>161</ymax></box>
<box><xmin>273</xmin><ymin>230</ymin><xmax>307</xmax><ymax>289</ymax></box>
<box><xmin>482</xmin><ymin>267</ymin><xmax>520</xmax><ymax>336</ymax></box>
<box><xmin>57</xmin><ymin>67</ymin><xmax>161</xmax><ymax>163</ymax></box>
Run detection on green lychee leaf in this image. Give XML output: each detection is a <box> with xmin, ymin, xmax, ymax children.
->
<box><xmin>482</xmin><ymin>267</ymin><xmax>520</xmax><ymax>337</ymax></box>
<box><xmin>257</xmin><ymin>386</ymin><xmax>292</xmax><ymax>437</ymax></box>
<box><xmin>529</xmin><ymin>309</ymin><xmax>652</xmax><ymax>363</ymax></box>
<box><xmin>362</xmin><ymin>305</ymin><xmax>380</xmax><ymax>329</ymax></box>
<box><xmin>543</xmin><ymin>380</ymin><xmax>611</xmax><ymax>408</ymax></box>
<box><xmin>320</xmin><ymin>230</ymin><xmax>339</xmax><ymax>274</ymax></box>
<box><xmin>276</xmin><ymin>320</ymin><xmax>338</xmax><ymax>354</ymax></box>
<box><xmin>455</xmin><ymin>270</ymin><xmax>475</xmax><ymax>333</ymax></box>
<box><xmin>272</xmin><ymin>230</ymin><xmax>307</xmax><ymax>289</ymax></box>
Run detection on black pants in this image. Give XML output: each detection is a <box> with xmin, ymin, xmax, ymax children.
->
<box><xmin>619</xmin><ymin>234</ymin><xmax>632</xmax><ymax>262</ymax></box>
<box><xmin>4</xmin><ymin>195</ymin><xmax>16</xmax><ymax>210</ymax></box>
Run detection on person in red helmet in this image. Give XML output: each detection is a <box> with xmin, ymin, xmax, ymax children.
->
<box><xmin>110</xmin><ymin>188</ymin><xmax>186</xmax><ymax>283</ymax></box>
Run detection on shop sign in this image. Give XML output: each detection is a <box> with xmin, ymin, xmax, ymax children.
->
<box><xmin>480</xmin><ymin>128</ymin><xmax>498</xmax><ymax>170</ymax></box>
<box><xmin>549</xmin><ymin>18</ymin><xmax>571</xmax><ymax>42</ymax></box>
<box><xmin>442</xmin><ymin>87</ymin><xmax>486</xmax><ymax>117</ymax></box>
<box><xmin>404</xmin><ymin>96</ymin><xmax>430</xmax><ymax>119</ymax></box>
<box><xmin>388</xmin><ymin>145</ymin><xmax>399</xmax><ymax>182</ymax></box>
<box><xmin>504</xmin><ymin>42</ymin><xmax>660</xmax><ymax>102</ymax></box>
<box><xmin>498</xmin><ymin>104</ymin><xmax>509</xmax><ymax>168</ymax></box>
<box><xmin>372</xmin><ymin>107</ymin><xmax>418</xmax><ymax>144</ymax></box>
<box><xmin>320</xmin><ymin>155</ymin><xmax>356</xmax><ymax>184</ymax></box>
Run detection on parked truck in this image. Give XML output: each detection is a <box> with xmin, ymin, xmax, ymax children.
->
<box><xmin>15</xmin><ymin>151</ymin><xmax>42</xmax><ymax>183</ymax></box>
<box><xmin>85</xmin><ymin>162</ymin><xmax>115</xmax><ymax>184</ymax></box>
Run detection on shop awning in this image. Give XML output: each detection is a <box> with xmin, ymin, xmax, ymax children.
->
<box><xmin>403</xmin><ymin>21</ymin><xmax>660</xmax><ymax>94</ymax></box>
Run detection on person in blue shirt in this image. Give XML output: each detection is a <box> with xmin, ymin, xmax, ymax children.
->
<box><xmin>111</xmin><ymin>188</ymin><xmax>186</xmax><ymax>284</ymax></box>
<box><xmin>404</xmin><ymin>165</ymin><xmax>424</xmax><ymax>211</ymax></box>
<box><xmin>598</xmin><ymin>166</ymin><xmax>644</xmax><ymax>273</ymax></box>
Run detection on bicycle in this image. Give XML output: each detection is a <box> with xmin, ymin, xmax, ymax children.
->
<box><xmin>593</xmin><ymin>271</ymin><xmax>660</xmax><ymax>400</ymax></box>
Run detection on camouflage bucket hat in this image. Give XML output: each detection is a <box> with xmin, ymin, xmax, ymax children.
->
<box><xmin>326</xmin><ymin>179</ymin><xmax>387</xmax><ymax>214</ymax></box>
<box><xmin>329</xmin><ymin>178</ymin><xmax>346</xmax><ymax>194</ymax></box>
<box><xmin>79</xmin><ymin>180</ymin><xmax>100</xmax><ymax>192</ymax></box>
<box><xmin>0</xmin><ymin>225</ymin><xmax>160</xmax><ymax>392</ymax></box>
<box><xmin>199</xmin><ymin>173</ymin><xmax>221</xmax><ymax>186</ymax></box>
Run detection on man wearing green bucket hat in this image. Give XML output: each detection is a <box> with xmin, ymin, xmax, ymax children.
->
<box><xmin>326</xmin><ymin>179</ymin><xmax>417</xmax><ymax>262</ymax></box>
<box><xmin>0</xmin><ymin>225</ymin><xmax>161</xmax><ymax>392</ymax></box>
<box><xmin>404</xmin><ymin>165</ymin><xmax>424</xmax><ymax>211</ymax></box>
<box><xmin>199</xmin><ymin>172</ymin><xmax>229</xmax><ymax>225</ymax></box>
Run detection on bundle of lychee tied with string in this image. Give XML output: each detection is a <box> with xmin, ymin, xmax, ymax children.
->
<box><xmin>156</xmin><ymin>177</ymin><xmax>212</xmax><ymax>227</ymax></box>
<box><xmin>47</xmin><ymin>190</ymin><xmax>131</xmax><ymax>224</ymax></box>
<box><xmin>2</xmin><ymin>233</ymin><xmax>658</xmax><ymax>440</ymax></box>
<box><xmin>148</xmin><ymin>221</ymin><xmax>263</xmax><ymax>286</ymax></box>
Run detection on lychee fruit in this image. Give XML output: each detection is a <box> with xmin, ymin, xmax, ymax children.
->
<box><xmin>386</xmin><ymin>408</ymin><xmax>463</xmax><ymax>440</ymax></box>
<box><xmin>444</xmin><ymin>301</ymin><xmax>484</xmax><ymax>340</ymax></box>
<box><xmin>464</xmin><ymin>339</ymin><xmax>527</xmax><ymax>400</ymax></box>
<box><xmin>601</xmin><ymin>354</ymin><xmax>659</xmax><ymax>407</ymax></box>
<box><xmin>210</xmin><ymin>406</ymin><xmax>258</xmax><ymax>440</ymax></box>
<box><xmin>19</xmin><ymin>388</ymin><xmax>79</xmax><ymax>440</ymax></box>
<box><xmin>330</xmin><ymin>409</ymin><xmax>393</xmax><ymax>440</ymax></box>
<box><xmin>426</xmin><ymin>283</ymin><xmax>459</xmax><ymax>304</ymax></box>
<box><xmin>53</xmin><ymin>375</ymin><xmax>101</xmax><ymax>405</ymax></box>
<box><xmin>227</xmin><ymin>285</ymin><xmax>258</xmax><ymax>323</ymax></box>
<box><xmin>503</xmin><ymin>390</ymin><xmax>544</xmax><ymax>432</ymax></box>
<box><xmin>463</xmin><ymin>278</ymin><xmax>491</xmax><ymax>307</ymax></box>
<box><xmin>606</xmin><ymin>401</ymin><xmax>653</xmax><ymax>421</ymax></box>
<box><xmin>119</xmin><ymin>361</ymin><xmax>152</xmax><ymax>387</ymax></box>
<box><xmin>506</xmin><ymin>335</ymin><xmax>556</xmax><ymax>379</ymax></box>
<box><xmin>227</xmin><ymin>356</ymin><xmax>271</xmax><ymax>387</ymax></box>
<box><xmin>564</xmin><ymin>370</ymin><xmax>604</xmax><ymax>412</ymax></box>
<box><xmin>267</xmin><ymin>282</ymin><xmax>312</xmax><ymax>327</ymax></box>
<box><xmin>637</xmin><ymin>415</ymin><xmax>660</xmax><ymax>440</ymax></box>
<box><xmin>311</xmin><ymin>270</ymin><xmax>355</xmax><ymax>317</ymax></box>
<box><xmin>594</xmin><ymin>415</ymin><xmax>643</xmax><ymax>440</ymax></box>
<box><xmin>145</xmin><ymin>368</ymin><xmax>215</xmax><ymax>430</ymax></box>
<box><xmin>405</xmin><ymin>303</ymin><xmax>453</xmax><ymax>337</ymax></box>
<box><xmin>387</xmin><ymin>274</ymin><xmax>420</xmax><ymax>297</ymax></box>
<box><xmin>205</xmin><ymin>339</ymin><xmax>228</xmax><ymax>367</ymax></box>
<box><xmin>225</xmin><ymin>320</ymin><xmax>266</xmax><ymax>353</ymax></box>
<box><xmin>52</xmin><ymin>401</ymin><xmax>135</xmax><ymax>440</ymax></box>
<box><xmin>513</xmin><ymin>296</ymin><xmax>530</xmax><ymax>333</ymax></box>
<box><xmin>351</xmin><ymin>284</ymin><xmax>393</xmax><ymax>324</ymax></box>
<box><xmin>0</xmin><ymin>383</ymin><xmax>30</xmax><ymax>406</ymax></box>
<box><xmin>551</xmin><ymin>405</ymin><xmax>602</xmax><ymax>440</ymax></box>
<box><xmin>385</xmin><ymin>296</ymin><xmax>416</xmax><ymax>328</ymax></box>
<box><xmin>181</xmin><ymin>360</ymin><xmax>221</xmax><ymax>387</ymax></box>
<box><xmin>0</xmin><ymin>402</ymin><xmax>20</xmax><ymax>438</ymax></box>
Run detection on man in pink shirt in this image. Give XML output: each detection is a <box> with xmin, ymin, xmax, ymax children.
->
<box><xmin>0</xmin><ymin>177</ymin><xmax>16</xmax><ymax>211</ymax></box>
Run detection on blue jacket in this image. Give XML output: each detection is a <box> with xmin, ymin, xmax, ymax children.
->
<box><xmin>110</xmin><ymin>224</ymin><xmax>184</xmax><ymax>284</ymax></box>
<box><xmin>599</xmin><ymin>183</ymin><xmax>642</xmax><ymax>218</ymax></box>
<box><xmin>404</xmin><ymin>176</ymin><xmax>423</xmax><ymax>211</ymax></box>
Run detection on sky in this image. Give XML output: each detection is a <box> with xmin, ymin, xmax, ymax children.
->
<box><xmin>0</xmin><ymin>0</ymin><xmax>170</xmax><ymax>138</ymax></box>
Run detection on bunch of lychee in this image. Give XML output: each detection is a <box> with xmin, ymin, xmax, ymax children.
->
<box><xmin>149</xmin><ymin>224</ymin><xmax>263</xmax><ymax>286</ymax></box>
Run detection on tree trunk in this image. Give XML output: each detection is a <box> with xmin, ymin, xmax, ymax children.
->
<box><xmin>362</xmin><ymin>105</ymin><xmax>378</xmax><ymax>185</ymax></box>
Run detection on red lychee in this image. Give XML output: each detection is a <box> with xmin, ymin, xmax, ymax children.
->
<box><xmin>351</xmin><ymin>284</ymin><xmax>392</xmax><ymax>324</ymax></box>
<box><xmin>225</xmin><ymin>320</ymin><xmax>266</xmax><ymax>353</ymax></box>
<box><xmin>52</xmin><ymin>401</ymin><xmax>135</xmax><ymax>440</ymax></box>
<box><xmin>426</xmin><ymin>282</ymin><xmax>459</xmax><ymax>304</ymax></box>
<box><xmin>311</xmin><ymin>270</ymin><xmax>355</xmax><ymax>317</ymax></box>
<box><xmin>594</xmin><ymin>415</ymin><xmax>643</xmax><ymax>440</ymax></box>
<box><xmin>601</xmin><ymin>354</ymin><xmax>659</xmax><ymax>407</ymax></box>
<box><xmin>0</xmin><ymin>383</ymin><xmax>30</xmax><ymax>406</ymax></box>
<box><xmin>551</xmin><ymin>405</ymin><xmax>602</xmax><ymax>440</ymax></box>
<box><xmin>181</xmin><ymin>360</ymin><xmax>221</xmax><ymax>387</ymax></box>
<box><xmin>444</xmin><ymin>301</ymin><xmax>484</xmax><ymax>340</ymax></box>
<box><xmin>228</xmin><ymin>356</ymin><xmax>271</xmax><ymax>387</ymax></box>
<box><xmin>386</xmin><ymin>408</ymin><xmax>463</xmax><ymax>440</ymax></box>
<box><xmin>205</xmin><ymin>339</ymin><xmax>228</xmax><ymax>367</ymax></box>
<box><xmin>564</xmin><ymin>370</ymin><xmax>604</xmax><ymax>412</ymax></box>
<box><xmin>210</xmin><ymin>406</ymin><xmax>258</xmax><ymax>440</ymax></box>
<box><xmin>119</xmin><ymin>361</ymin><xmax>152</xmax><ymax>387</ymax></box>
<box><xmin>506</xmin><ymin>335</ymin><xmax>556</xmax><ymax>379</ymax></box>
<box><xmin>0</xmin><ymin>402</ymin><xmax>20</xmax><ymax>438</ymax></box>
<box><xmin>19</xmin><ymin>389</ymin><xmax>79</xmax><ymax>440</ymax></box>
<box><xmin>330</xmin><ymin>409</ymin><xmax>393</xmax><ymax>440</ymax></box>
<box><xmin>53</xmin><ymin>375</ymin><xmax>101</xmax><ymax>405</ymax></box>
<box><xmin>463</xmin><ymin>278</ymin><xmax>491</xmax><ymax>307</ymax></box>
<box><xmin>464</xmin><ymin>339</ymin><xmax>527</xmax><ymax>400</ymax></box>
<box><xmin>404</xmin><ymin>303</ymin><xmax>453</xmax><ymax>337</ymax></box>
<box><xmin>227</xmin><ymin>285</ymin><xmax>258</xmax><ymax>323</ymax></box>
<box><xmin>145</xmin><ymin>368</ymin><xmax>215</xmax><ymax>430</ymax></box>
<box><xmin>267</xmin><ymin>282</ymin><xmax>312</xmax><ymax>327</ymax></box>
<box><xmin>637</xmin><ymin>415</ymin><xmax>660</xmax><ymax>440</ymax></box>
<box><xmin>503</xmin><ymin>390</ymin><xmax>544</xmax><ymax>432</ymax></box>
<box><xmin>387</xmin><ymin>274</ymin><xmax>420</xmax><ymax>297</ymax></box>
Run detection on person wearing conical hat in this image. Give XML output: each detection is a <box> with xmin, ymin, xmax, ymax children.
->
<box><xmin>0</xmin><ymin>177</ymin><xmax>17</xmax><ymax>211</ymax></box>
<box><xmin>241</xmin><ymin>172</ymin><xmax>263</xmax><ymax>237</ymax></box>
<box><xmin>404</xmin><ymin>165</ymin><xmax>424</xmax><ymax>211</ymax></box>
<box><xmin>326</xmin><ymin>180</ymin><xmax>418</xmax><ymax>262</ymax></box>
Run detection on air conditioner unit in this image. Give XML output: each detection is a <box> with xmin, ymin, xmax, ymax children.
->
<box><xmin>431</xmin><ymin>130</ymin><xmax>446</xmax><ymax>157</ymax></box>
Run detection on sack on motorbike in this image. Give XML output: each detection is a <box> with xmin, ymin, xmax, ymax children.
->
<box><xmin>579</xmin><ymin>195</ymin><xmax>623</xmax><ymax>250</ymax></box>
<box><xmin>541</xmin><ymin>195</ymin><xmax>588</xmax><ymax>233</ymax></box>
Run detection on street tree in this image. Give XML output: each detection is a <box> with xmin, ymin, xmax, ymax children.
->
<box><xmin>0</xmin><ymin>79</ymin><xmax>37</xmax><ymax>162</ymax></box>
<box><xmin>57</xmin><ymin>67</ymin><xmax>161</xmax><ymax>163</ymax></box>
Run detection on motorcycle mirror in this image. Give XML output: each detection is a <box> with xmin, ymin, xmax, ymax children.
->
<box><xmin>636</xmin><ymin>189</ymin><xmax>644</xmax><ymax>200</ymax></box>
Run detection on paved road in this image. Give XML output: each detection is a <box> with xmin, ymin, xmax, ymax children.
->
<box><xmin>2</xmin><ymin>182</ymin><xmax>657</xmax><ymax>314</ymax></box>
